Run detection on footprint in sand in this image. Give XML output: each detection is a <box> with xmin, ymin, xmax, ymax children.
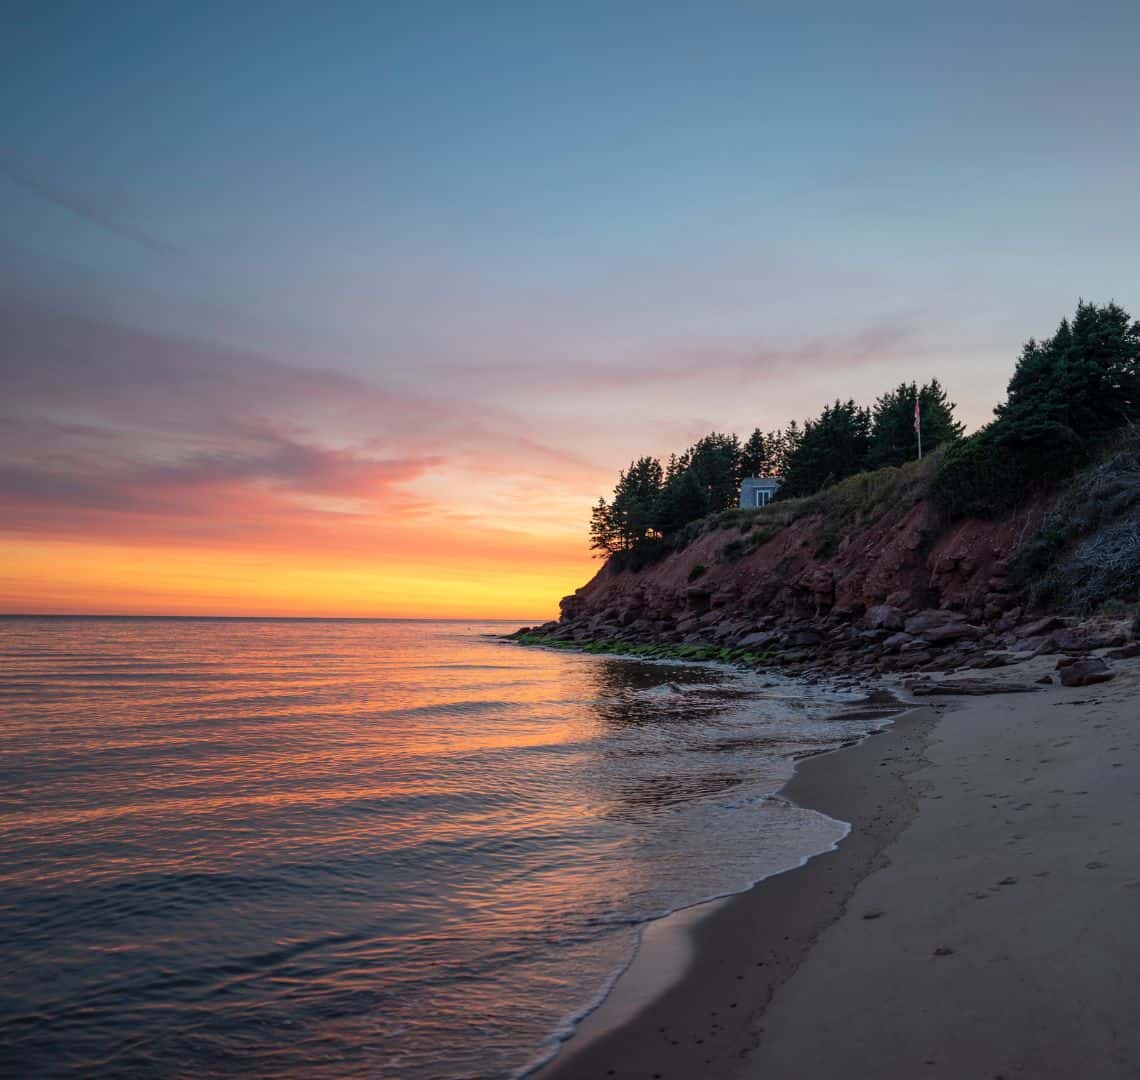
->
<box><xmin>1086</xmin><ymin>860</ymin><xmax>1108</xmax><ymax>870</ymax></box>
<box><xmin>997</xmin><ymin>876</ymin><xmax>1018</xmax><ymax>886</ymax></box>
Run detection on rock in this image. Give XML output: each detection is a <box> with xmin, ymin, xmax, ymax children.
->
<box><xmin>737</xmin><ymin>630</ymin><xmax>779</xmax><ymax>650</ymax></box>
<box><xmin>993</xmin><ymin>608</ymin><xmax>1023</xmax><ymax>634</ymax></box>
<box><xmin>921</xmin><ymin>622</ymin><xmax>984</xmax><ymax>646</ymax></box>
<box><xmin>559</xmin><ymin>593</ymin><xmax>585</xmax><ymax>618</ymax></box>
<box><xmin>904</xmin><ymin>609</ymin><xmax>966</xmax><ymax>635</ymax></box>
<box><xmin>882</xmin><ymin>631</ymin><xmax>915</xmax><ymax>653</ymax></box>
<box><xmin>1036</xmin><ymin>673</ymin><xmax>1054</xmax><ymax>685</ymax></box>
<box><xmin>865</xmin><ymin>604</ymin><xmax>906</xmax><ymax>631</ymax></box>
<box><xmin>969</xmin><ymin>653</ymin><xmax>1009</xmax><ymax>670</ymax></box>
<box><xmin>1106</xmin><ymin>642</ymin><xmax>1140</xmax><ymax>660</ymax></box>
<box><xmin>1044</xmin><ymin>624</ymin><xmax>1117</xmax><ymax>652</ymax></box>
<box><xmin>784</xmin><ymin>628</ymin><xmax>823</xmax><ymax>647</ymax></box>
<box><xmin>1059</xmin><ymin>657</ymin><xmax>1115</xmax><ymax>687</ymax></box>
<box><xmin>1133</xmin><ymin>610</ymin><xmax>1140</xmax><ymax>640</ymax></box>
<box><xmin>1016</xmin><ymin>615</ymin><xmax>1066</xmax><ymax>639</ymax></box>
<box><xmin>685</xmin><ymin>586</ymin><xmax>712</xmax><ymax>613</ymax></box>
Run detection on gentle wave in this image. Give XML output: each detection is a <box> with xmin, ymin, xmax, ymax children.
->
<box><xmin>0</xmin><ymin>617</ymin><xmax>885</xmax><ymax>1078</ymax></box>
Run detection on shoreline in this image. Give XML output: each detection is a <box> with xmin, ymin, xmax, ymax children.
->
<box><xmin>540</xmin><ymin>648</ymin><xmax>1140</xmax><ymax>1079</ymax></box>
<box><xmin>536</xmin><ymin>702</ymin><xmax>940</xmax><ymax>1079</ymax></box>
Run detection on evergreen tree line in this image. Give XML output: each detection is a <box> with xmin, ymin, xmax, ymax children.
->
<box><xmin>934</xmin><ymin>300</ymin><xmax>1140</xmax><ymax>517</ymax></box>
<box><xmin>590</xmin><ymin>378</ymin><xmax>962</xmax><ymax>556</ymax></box>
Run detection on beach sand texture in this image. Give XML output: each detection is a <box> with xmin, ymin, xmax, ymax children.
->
<box><xmin>544</xmin><ymin>652</ymin><xmax>1140</xmax><ymax>1079</ymax></box>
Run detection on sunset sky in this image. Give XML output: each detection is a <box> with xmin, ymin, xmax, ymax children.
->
<box><xmin>3</xmin><ymin>2</ymin><xmax>1139</xmax><ymax>617</ymax></box>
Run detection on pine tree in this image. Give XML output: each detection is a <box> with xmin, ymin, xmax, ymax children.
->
<box><xmin>740</xmin><ymin>429</ymin><xmax>769</xmax><ymax>478</ymax></box>
<box><xmin>778</xmin><ymin>400</ymin><xmax>871</xmax><ymax>499</ymax></box>
<box><xmin>655</xmin><ymin>465</ymin><xmax>709</xmax><ymax>536</ymax></box>
<box><xmin>997</xmin><ymin>300</ymin><xmax>1140</xmax><ymax>441</ymax></box>
<box><xmin>869</xmin><ymin>379</ymin><xmax>964</xmax><ymax>468</ymax></box>
<box><xmin>684</xmin><ymin>433</ymin><xmax>742</xmax><ymax>514</ymax></box>
<box><xmin>589</xmin><ymin>457</ymin><xmax>663</xmax><ymax>555</ymax></box>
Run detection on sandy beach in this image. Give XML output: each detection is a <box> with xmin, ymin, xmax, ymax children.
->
<box><xmin>541</xmin><ymin>649</ymin><xmax>1140</xmax><ymax>1079</ymax></box>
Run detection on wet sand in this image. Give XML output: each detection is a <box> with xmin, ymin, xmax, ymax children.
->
<box><xmin>538</xmin><ymin>706</ymin><xmax>938</xmax><ymax>1078</ymax></box>
<box><xmin>541</xmin><ymin>651</ymin><xmax>1140</xmax><ymax>1079</ymax></box>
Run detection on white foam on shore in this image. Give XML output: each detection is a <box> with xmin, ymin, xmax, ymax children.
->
<box><xmin>514</xmin><ymin>806</ymin><xmax>855</xmax><ymax>1078</ymax></box>
<box><xmin>514</xmin><ymin>698</ymin><xmax>913</xmax><ymax>1080</ymax></box>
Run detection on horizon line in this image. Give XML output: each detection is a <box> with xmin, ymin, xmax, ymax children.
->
<box><xmin>0</xmin><ymin>613</ymin><xmax>547</xmax><ymax>623</ymax></box>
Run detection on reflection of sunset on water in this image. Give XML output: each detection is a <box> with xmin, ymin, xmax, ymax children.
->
<box><xmin>1</xmin><ymin>617</ymin><xmax>881</xmax><ymax>1076</ymax></box>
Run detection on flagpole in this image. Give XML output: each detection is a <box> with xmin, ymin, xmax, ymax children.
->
<box><xmin>915</xmin><ymin>396</ymin><xmax>923</xmax><ymax>460</ymax></box>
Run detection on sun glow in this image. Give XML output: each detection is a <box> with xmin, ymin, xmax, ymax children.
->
<box><xmin>0</xmin><ymin>535</ymin><xmax>593</xmax><ymax>619</ymax></box>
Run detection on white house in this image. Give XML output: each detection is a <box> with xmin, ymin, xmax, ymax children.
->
<box><xmin>739</xmin><ymin>476</ymin><xmax>782</xmax><ymax>508</ymax></box>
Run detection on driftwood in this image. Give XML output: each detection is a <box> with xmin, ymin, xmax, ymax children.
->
<box><xmin>908</xmin><ymin>679</ymin><xmax>1043</xmax><ymax>697</ymax></box>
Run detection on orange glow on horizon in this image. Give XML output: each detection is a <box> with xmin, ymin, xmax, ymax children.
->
<box><xmin>0</xmin><ymin>533</ymin><xmax>596</xmax><ymax>620</ymax></box>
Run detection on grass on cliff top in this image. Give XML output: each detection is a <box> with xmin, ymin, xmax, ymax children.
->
<box><xmin>669</xmin><ymin>452</ymin><xmax>941</xmax><ymax>560</ymax></box>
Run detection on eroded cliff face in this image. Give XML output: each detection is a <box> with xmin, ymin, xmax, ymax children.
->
<box><xmin>566</xmin><ymin>498</ymin><xmax>1045</xmax><ymax>625</ymax></box>
<box><xmin>536</xmin><ymin>496</ymin><xmax>1105</xmax><ymax>678</ymax></box>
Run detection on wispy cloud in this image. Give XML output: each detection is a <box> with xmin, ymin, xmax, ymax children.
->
<box><xmin>0</xmin><ymin>154</ymin><xmax>182</xmax><ymax>258</ymax></box>
<box><xmin>0</xmin><ymin>298</ymin><xmax>608</xmax><ymax>564</ymax></box>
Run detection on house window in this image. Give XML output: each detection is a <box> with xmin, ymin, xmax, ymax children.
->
<box><xmin>754</xmin><ymin>489</ymin><xmax>771</xmax><ymax>507</ymax></box>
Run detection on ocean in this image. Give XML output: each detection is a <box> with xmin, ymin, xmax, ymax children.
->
<box><xmin>0</xmin><ymin>617</ymin><xmax>892</xmax><ymax>1078</ymax></box>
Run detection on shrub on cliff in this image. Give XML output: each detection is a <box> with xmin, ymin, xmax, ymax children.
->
<box><xmin>932</xmin><ymin>419</ymin><xmax>1086</xmax><ymax>518</ymax></box>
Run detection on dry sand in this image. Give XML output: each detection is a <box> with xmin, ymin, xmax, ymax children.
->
<box><xmin>540</xmin><ymin>651</ymin><xmax>1140</xmax><ymax>1080</ymax></box>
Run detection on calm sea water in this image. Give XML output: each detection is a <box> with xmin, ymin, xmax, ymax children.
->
<box><xmin>0</xmin><ymin>617</ymin><xmax>888</xmax><ymax>1078</ymax></box>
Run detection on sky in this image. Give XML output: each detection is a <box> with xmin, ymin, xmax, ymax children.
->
<box><xmin>3</xmin><ymin>1</ymin><xmax>1139</xmax><ymax>618</ymax></box>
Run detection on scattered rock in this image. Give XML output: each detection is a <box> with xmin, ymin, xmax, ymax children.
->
<box><xmin>1016</xmin><ymin>615</ymin><xmax>1066</xmax><ymax>639</ymax></box>
<box><xmin>1059</xmin><ymin>658</ymin><xmax>1115</xmax><ymax>688</ymax></box>
<box><xmin>1106</xmin><ymin>642</ymin><xmax>1140</xmax><ymax>660</ymax></box>
<box><xmin>921</xmin><ymin>622</ymin><xmax>984</xmax><ymax>645</ymax></box>
<box><xmin>883</xmin><ymin>631</ymin><xmax>916</xmax><ymax>653</ymax></box>
<box><xmin>1045</xmin><ymin>628</ymin><xmax>1119</xmax><ymax>653</ymax></box>
<box><xmin>905</xmin><ymin>609</ymin><xmax>966</xmax><ymax>636</ymax></box>
<box><xmin>784</xmin><ymin>628</ymin><xmax>823</xmax><ymax>647</ymax></box>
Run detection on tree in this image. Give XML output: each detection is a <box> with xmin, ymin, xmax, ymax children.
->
<box><xmin>588</xmin><ymin>456</ymin><xmax>663</xmax><ymax>555</ymax></box>
<box><xmin>932</xmin><ymin>300</ymin><xmax>1140</xmax><ymax>520</ymax></box>
<box><xmin>655</xmin><ymin>461</ymin><xmax>709</xmax><ymax>536</ymax></box>
<box><xmin>588</xmin><ymin>497</ymin><xmax>618</xmax><ymax>556</ymax></box>
<box><xmin>869</xmin><ymin>378</ymin><xmax>964</xmax><ymax>468</ymax></box>
<box><xmin>997</xmin><ymin>300</ymin><xmax>1140</xmax><ymax>441</ymax></box>
<box><xmin>683</xmin><ymin>432</ymin><xmax>743</xmax><ymax>514</ymax></box>
<box><xmin>778</xmin><ymin>400</ymin><xmax>871</xmax><ymax>499</ymax></box>
<box><xmin>775</xmin><ymin>420</ymin><xmax>802</xmax><ymax>476</ymax></box>
<box><xmin>740</xmin><ymin>429</ymin><xmax>769</xmax><ymax>478</ymax></box>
